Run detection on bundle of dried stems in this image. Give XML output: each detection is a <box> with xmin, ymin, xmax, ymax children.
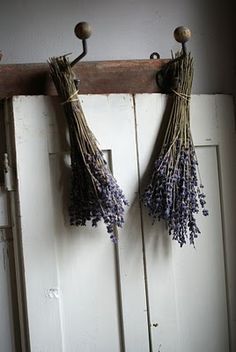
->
<box><xmin>142</xmin><ymin>53</ymin><xmax>208</xmax><ymax>246</ymax></box>
<box><xmin>49</xmin><ymin>55</ymin><xmax>128</xmax><ymax>242</ymax></box>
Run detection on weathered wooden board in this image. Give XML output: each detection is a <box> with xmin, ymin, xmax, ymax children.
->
<box><xmin>0</xmin><ymin>59</ymin><xmax>168</xmax><ymax>97</ymax></box>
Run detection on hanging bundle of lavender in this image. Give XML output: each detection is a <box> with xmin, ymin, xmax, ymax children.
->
<box><xmin>48</xmin><ymin>55</ymin><xmax>128</xmax><ymax>242</ymax></box>
<box><xmin>142</xmin><ymin>30</ymin><xmax>208</xmax><ymax>247</ymax></box>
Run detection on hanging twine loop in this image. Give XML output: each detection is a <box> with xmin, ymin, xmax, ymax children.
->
<box><xmin>171</xmin><ymin>89</ymin><xmax>191</xmax><ymax>102</ymax></box>
<box><xmin>61</xmin><ymin>90</ymin><xmax>80</xmax><ymax>105</ymax></box>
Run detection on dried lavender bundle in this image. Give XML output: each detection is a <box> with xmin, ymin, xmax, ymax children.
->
<box><xmin>48</xmin><ymin>55</ymin><xmax>128</xmax><ymax>241</ymax></box>
<box><xmin>142</xmin><ymin>53</ymin><xmax>208</xmax><ymax>247</ymax></box>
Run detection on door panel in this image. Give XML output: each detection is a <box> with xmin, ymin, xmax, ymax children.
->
<box><xmin>172</xmin><ymin>147</ymin><xmax>228</xmax><ymax>352</ymax></box>
<box><xmin>135</xmin><ymin>94</ymin><xmax>231</xmax><ymax>352</ymax></box>
<box><xmin>12</xmin><ymin>95</ymin><xmax>149</xmax><ymax>351</ymax></box>
<box><xmin>10</xmin><ymin>94</ymin><xmax>235</xmax><ymax>352</ymax></box>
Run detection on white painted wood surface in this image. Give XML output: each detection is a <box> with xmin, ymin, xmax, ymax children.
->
<box><xmin>12</xmin><ymin>95</ymin><xmax>149</xmax><ymax>352</ymax></box>
<box><xmin>135</xmin><ymin>94</ymin><xmax>235</xmax><ymax>352</ymax></box>
<box><xmin>10</xmin><ymin>94</ymin><xmax>236</xmax><ymax>352</ymax></box>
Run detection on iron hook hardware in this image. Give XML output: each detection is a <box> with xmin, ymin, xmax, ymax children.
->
<box><xmin>70</xmin><ymin>22</ymin><xmax>92</xmax><ymax>67</ymax></box>
<box><xmin>153</xmin><ymin>26</ymin><xmax>191</xmax><ymax>93</ymax></box>
<box><xmin>150</xmin><ymin>26</ymin><xmax>191</xmax><ymax>60</ymax></box>
<box><xmin>173</xmin><ymin>26</ymin><xmax>191</xmax><ymax>56</ymax></box>
<box><xmin>150</xmin><ymin>52</ymin><xmax>160</xmax><ymax>60</ymax></box>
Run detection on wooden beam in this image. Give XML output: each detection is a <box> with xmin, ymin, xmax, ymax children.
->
<box><xmin>0</xmin><ymin>59</ymin><xmax>168</xmax><ymax>97</ymax></box>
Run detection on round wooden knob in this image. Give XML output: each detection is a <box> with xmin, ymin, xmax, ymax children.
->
<box><xmin>174</xmin><ymin>26</ymin><xmax>191</xmax><ymax>43</ymax></box>
<box><xmin>74</xmin><ymin>22</ymin><xmax>92</xmax><ymax>40</ymax></box>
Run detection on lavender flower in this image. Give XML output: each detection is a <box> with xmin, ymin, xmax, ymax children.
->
<box><xmin>69</xmin><ymin>150</ymin><xmax>128</xmax><ymax>242</ymax></box>
<box><xmin>142</xmin><ymin>53</ymin><xmax>208</xmax><ymax>247</ymax></box>
<box><xmin>49</xmin><ymin>55</ymin><xmax>128</xmax><ymax>242</ymax></box>
<box><xmin>143</xmin><ymin>141</ymin><xmax>208</xmax><ymax>246</ymax></box>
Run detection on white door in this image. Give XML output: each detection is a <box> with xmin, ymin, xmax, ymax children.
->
<box><xmin>135</xmin><ymin>94</ymin><xmax>235</xmax><ymax>352</ymax></box>
<box><xmin>7</xmin><ymin>94</ymin><xmax>236</xmax><ymax>352</ymax></box>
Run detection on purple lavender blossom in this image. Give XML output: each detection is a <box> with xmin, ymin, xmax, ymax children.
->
<box><xmin>49</xmin><ymin>55</ymin><xmax>128</xmax><ymax>242</ymax></box>
<box><xmin>142</xmin><ymin>140</ymin><xmax>208</xmax><ymax>247</ymax></box>
<box><xmin>142</xmin><ymin>52</ymin><xmax>208</xmax><ymax>247</ymax></box>
<box><xmin>69</xmin><ymin>151</ymin><xmax>128</xmax><ymax>242</ymax></box>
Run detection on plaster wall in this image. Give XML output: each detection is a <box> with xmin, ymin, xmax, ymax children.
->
<box><xmin>0</xmin><ymin>0</ymin><xmax>235</xmax><ymax>94</ymax></box>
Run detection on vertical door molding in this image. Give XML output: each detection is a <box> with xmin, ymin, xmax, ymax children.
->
<box><xmin>12</xmin><ymin>96</ymin><xmax>64</xmax><ymax>351</ymax></box>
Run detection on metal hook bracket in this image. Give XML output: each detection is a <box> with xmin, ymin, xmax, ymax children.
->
<box><xmin>71</xmin><ymin>39</ymin><xmax>88</xmax><ymax>67</ymax></box>
<box><xmin>70</xmin><ymin>22</ymin><xmax>92</xmax><ymax>68</ymax></box>
<box><xmin>150</xmin><ymin>26</ymin><xmax>191</xmax><ymax>93</ymax></box>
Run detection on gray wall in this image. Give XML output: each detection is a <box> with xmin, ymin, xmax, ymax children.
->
<box><xmin>0</xmin><ymin>0</ymin><xmax>235</xmax><ymax>94</ymax></box>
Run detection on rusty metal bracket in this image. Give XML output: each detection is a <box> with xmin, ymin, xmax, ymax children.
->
<box><xmin>151</xmin><ymin>26</ymin><xmax>191</xmax><ymax>93</ymax></box>
<box><xmin>70</xmin><ymin>22</ymin><xmax>92</xmax><ymax>68</ymax></box>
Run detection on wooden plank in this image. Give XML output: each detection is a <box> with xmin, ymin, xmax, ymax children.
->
<box><xmin>135</xmin><ymin>94</ymin><xmax>179</xmax><ymax>352</ymax></box>
<box><xmin>171</xmin><ymin>146</ymin><xmax>229</xmax><ymax>352</ymax></box>
<box><xmin>0</xmin><ymin>59</ymin><xmax>168</xmax><ymax>97</ymax></box>
<box><xmin>135</xmin><ymin>94</ymin><xmax>230</xmax><ymax>352</ymax></box>
<box><xmin>12</xmin><ymin>96</ymin><xmax>64</xmax><ymax>351</ymax></box>
<box><xmin>12</xmin><ymin>95</ymin><xmax>150</xmax><ymax>351</ymax></box>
